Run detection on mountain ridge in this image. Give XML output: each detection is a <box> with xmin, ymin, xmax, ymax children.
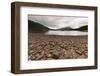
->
<box><xmin>28</xmin><ymin>20</ymin><xmax>88</xmax><ymax>32</ymax></box>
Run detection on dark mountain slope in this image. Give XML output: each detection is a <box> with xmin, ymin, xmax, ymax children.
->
<box><xmin>74</xmin><ymin>25</ymin><xmax>88</xmax><ymax>31</ymax></box>
<box><xmin>28</xmin><ymin>20</ymin><xmax>49</xmax><ymax>33</ymax></box>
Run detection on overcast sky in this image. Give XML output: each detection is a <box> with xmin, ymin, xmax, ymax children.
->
<box><xmin>28</xmin><ymin>15</ymin><xmax>88</xmax><ymax>29</ymax></box>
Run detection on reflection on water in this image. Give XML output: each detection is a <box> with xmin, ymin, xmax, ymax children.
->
<box><xmin>45</xmin><ymin>30</ymin><xmax>87</xmax><ymax>36</ymax></box>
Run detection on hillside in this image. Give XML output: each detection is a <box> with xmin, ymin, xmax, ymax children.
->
<box><xmin>28</xmin><ymin>20</ymin><xmax>49</xmax><ymax>33</ymax></box>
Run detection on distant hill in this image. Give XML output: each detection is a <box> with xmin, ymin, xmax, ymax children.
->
<box><xmin>28</xmin><ymin>20</ymin><xmax>49</xmax><ymax>33</ymax></box>
<box><xmin>56</xmin><ymin>27</ymin><xmax>73</xmax><ymax>31</ymax></box>
<box><xmin>58</xmin><ymin>25</ymin><xmax>88</xmax><ymax>31</ymax></box>
<box><xmin>74</xmin><ymin>25</ymin><xmax>88</xmax><ymax>31</ymax></box>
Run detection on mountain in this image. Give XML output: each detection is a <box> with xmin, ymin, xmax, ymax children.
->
<box><xmin>28</xmin><ymin>20</ymin><xmax>49</xmax><ymax>33</ymax></box>
<box><xmin>74</xmin><ymin>25</ymin><xmax>88</xmax><ymax>31</ymax></box>
<box><xmin>57</xmin><ymin>25</ymin><xmax>88</xmax><ymax>31</ymax></box>
<box><xmin>28</xmin><ymin>20</ymin><xmax>88</xmax><ymax>32</ymax></box>
<box><xmin>56</xmin><ymin>27</ymin><xmax>73</xmax><ymax>31</ymax></box>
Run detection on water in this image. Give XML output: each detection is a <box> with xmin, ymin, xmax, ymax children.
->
<box><xmin>45</xmin><ymin>30</ymin><xmax>87</xmax><ymax>36</ymax></box>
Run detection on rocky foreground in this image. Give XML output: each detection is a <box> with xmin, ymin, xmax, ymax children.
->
<box><xmin>28</xmin><ymin>33</ymin><xmax>88</xmax><ymax>60</ymax></box>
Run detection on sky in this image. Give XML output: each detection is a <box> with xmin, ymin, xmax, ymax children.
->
<box><xmin>28</xmin><ymin>15</ymin><xmax>88</xmax><ymax>30</ymax></box>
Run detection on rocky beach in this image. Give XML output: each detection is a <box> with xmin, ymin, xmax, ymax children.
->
<box><xmin>28</xmin><ymin>33</ymin><xmax>88</xmax><ymax>60</ymax></box>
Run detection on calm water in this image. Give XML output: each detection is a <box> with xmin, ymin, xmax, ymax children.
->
<box><xmin>45</xmin><ymin>30</ymin><xmax>87</xmax><ymax>36</ymax></box>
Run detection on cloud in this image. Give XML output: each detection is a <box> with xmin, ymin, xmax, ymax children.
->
<box><xmin>28</xmin><ymin>15</ymin><xmax>88</xmax><ymax>29</ymax></box>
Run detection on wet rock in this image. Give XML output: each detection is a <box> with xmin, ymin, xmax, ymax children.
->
<box><xmin>52</xmin><ymin>54</ymin><xmax>59</xmax><ymax>59</ymax></box>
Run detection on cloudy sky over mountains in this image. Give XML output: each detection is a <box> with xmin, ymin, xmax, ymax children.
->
<box><xmin>28</xmin><ymin>15</ymin><xmax>88</xmax><ymax>30</ymax></box>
